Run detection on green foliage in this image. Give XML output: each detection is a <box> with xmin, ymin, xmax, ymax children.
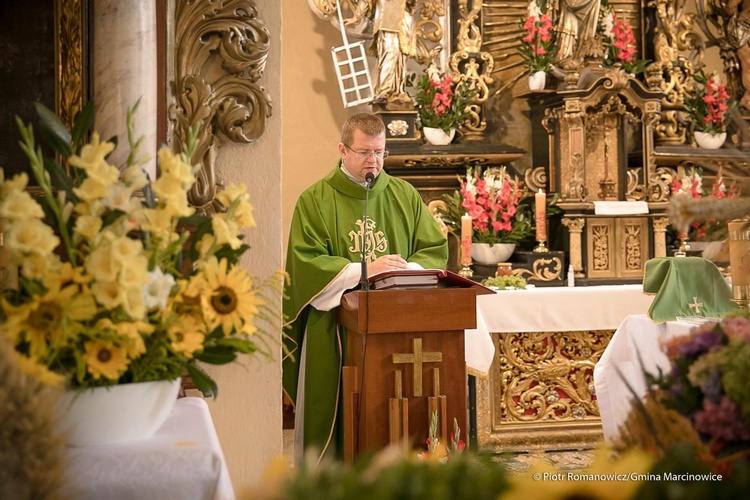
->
<box><xmin>720</xmin><ymin>341</ymin><xmax>750</xmax><ymax>420</ymax></box>
<box><xmin>274</xmin><ymin>450</ymin><xmax>509</xmax><ymax>500</ymax></box>
<box><xmin>407</xmin><ymin>66</ymin><xmax>476</xmax><ymax>135</ymax></box>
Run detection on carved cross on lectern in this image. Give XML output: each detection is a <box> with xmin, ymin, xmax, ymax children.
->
<box><xmin>392</xmin><ymin>338</ymin><xmax>442</xmax><ymax>397</ymax></box>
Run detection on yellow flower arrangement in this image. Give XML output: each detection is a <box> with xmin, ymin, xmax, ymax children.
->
<box><xmin>0</xmin><ymin>100</ymin><xmax>281</xmax><ymax>396</ymax></box>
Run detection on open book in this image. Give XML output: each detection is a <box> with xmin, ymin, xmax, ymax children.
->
<box><xmin>368</xmin><ymin>269</ymin><xmax>494</xmax><ymax>294</ymax></box>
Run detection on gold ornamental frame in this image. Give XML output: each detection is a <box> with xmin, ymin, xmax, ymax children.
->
<box><xmin>476</xmin><ymin>329</ymin><xmax>615</xmax><ymax>452</ymax></box>
<box><xmin>55</xmin><ymin>0</ymin><xmax>89</xmax><ymax>134</ymax></box>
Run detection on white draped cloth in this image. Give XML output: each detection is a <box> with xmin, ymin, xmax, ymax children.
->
<box><xmin>63</xmin><ymin>397</ymin><xmax>235</xmax><ymax>500</ymax></box>
<box><xmin>594</xmin><ymin>314</ymin><xmax>699</xmax><ymax>442</ymax></box>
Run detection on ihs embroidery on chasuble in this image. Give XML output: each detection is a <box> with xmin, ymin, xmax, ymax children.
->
<box><xmin>348</xmin><ymin>218</ymin><xmax>388</xmax><ymax>262</ymax></box>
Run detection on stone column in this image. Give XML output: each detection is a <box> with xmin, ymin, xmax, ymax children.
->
<box><xmin>92</xmin><ymin>0</ymin><xmax>157</xmax><ymax>180</ymax></box>
<box><xmin>562</xmin><ymin>217</ymin><xmax>586</xmax><ymax>276</ymax></box>
<box><xmin>652</xmin><ymin>217</ymin><xmax>669</xmax><ymax>258</ymax></box>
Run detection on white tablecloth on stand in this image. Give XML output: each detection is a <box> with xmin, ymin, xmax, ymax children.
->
<box><xmin>594</xmin><ymin>314</ymin><xmax>700</xmax><ymax>442</ymax></box>
<box><xmin>466</xmin><ymin>285</ymin><xmax>655</xmax><ymax>373</ymax></box>
<box><xmin>63</xmin><ymin>397</ymin><xmax>235</xmax><ymax>500</ymax></box>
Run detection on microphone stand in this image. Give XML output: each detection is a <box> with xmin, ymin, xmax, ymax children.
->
<box><xmin>356</xmin><ymin>171</ymin><xmax>374</xmax><ymax>458</ymax></box>
<box><xmin>360</xmin><ymin>172</ymin><xmax>374</xmax><ymax>290</ymax></box>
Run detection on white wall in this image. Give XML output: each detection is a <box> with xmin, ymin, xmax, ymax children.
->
<box><xmin>202</xmin><ymin>1</ymin><xmax>283</xmax><ymax>495</ymax></box>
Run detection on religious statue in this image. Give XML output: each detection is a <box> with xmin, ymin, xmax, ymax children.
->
<box><xmin>727</xmin><ymin>0</ymin><xmax>750</xmax><ymax>110</ymax></box>
<box><xmin>344</xmin><ymin>0</ymin><xmax>416</xmax><ymax>106</ymax></box>
<box><xmin>554</xmin><ymin>0</ymin><xmax>602</xmax><ymax>66</ymax></box>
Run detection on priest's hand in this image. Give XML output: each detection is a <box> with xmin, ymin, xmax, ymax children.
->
<box><xmin>369</xmin><ymin>254</ymin><xmax>408</xmax><ymax>276</ymax></box>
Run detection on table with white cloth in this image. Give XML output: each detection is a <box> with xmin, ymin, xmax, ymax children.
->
<box><xmin>468</xmin><ymin>285</ymin><xmax>655</xmax><ymax>452</ymax></box>
<box><xmin>594</xmin><ymin>314</ymin><xmax>699</xmax><ymax>443</ymax></box>
<box><xmin>62</xmin><ymin>397</ymin><xmax>235</xmax><ymax>500</ymax></box>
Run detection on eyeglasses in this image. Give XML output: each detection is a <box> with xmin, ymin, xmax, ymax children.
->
<box><xmin>344</xmin><ymin>144</ymin><xmax>389</xmax><ymax>160</ymax></box>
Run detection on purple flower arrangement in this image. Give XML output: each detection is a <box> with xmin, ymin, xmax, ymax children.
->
<box><xmin>657</xmin><ymin>316</ymin><xmax>750</xmax><ymax>455</ymax></box>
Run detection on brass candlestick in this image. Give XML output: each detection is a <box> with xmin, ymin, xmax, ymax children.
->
<box><xmin>533</xmin><ymin>240</ymin><xmax>549</xmax><ymax>253</ymax></box>
<box><xmin>459</xmin><ymin>235</ymin><xmax>473</xmax><ymax>278</ymax></box>
<box><xmin>675</xmin><ymin>231</ymin><xmax>690</xmax><ymax>257</ymax></box>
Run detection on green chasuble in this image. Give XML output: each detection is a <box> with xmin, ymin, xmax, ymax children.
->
<box><xmin>283</xmin><ymin>163</ymin><xmax>448</xmax><ymax>459</ymax></box>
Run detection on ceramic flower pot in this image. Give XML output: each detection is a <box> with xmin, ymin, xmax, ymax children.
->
<box><xmin>423</xmin><ymin>127</ymin><xmax>456</xmax><ymax>145</ymax></box>
<box><xmin>470</xmin><ymin>243</ymin><xmax>516</xmax><ymax>266</ymax></box>
<box><xmin>528</xmin><ymin>71</ymin><xmax>546</xmax><ymax>91</ymax></box>
<box><xmin>58</xmin><ymin>378</ymin><xmax>180</xmax><ymax>446</ymax></box>
<box><xmin>693</xmin><ymin>131</ymin><xmax>726</xmax><ymax>149</ymax></box>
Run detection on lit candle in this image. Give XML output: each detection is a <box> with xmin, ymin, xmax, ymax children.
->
<box><xmin>729</xmin><ymin>220</ymin><xmax>750</xmax><ymax>291</ymax></box>
<box><xmin>461</xmin><ymin>213</ymin><xmax>472</xmax><ymax>266</ymax></box>
<box><xmin>535</xmin><ymin>189</ymin><xmax>547</xmax><ymax>242</ymax></box>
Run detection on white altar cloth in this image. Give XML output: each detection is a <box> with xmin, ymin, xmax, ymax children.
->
<box><xmin>594</xmin><ymin>314</ymin><xmax>698</xmax><ymax>442</ymax></box>
<box><xmin>466</xmin><ymin>285</ymin><xmax>655</xmax><ymax>373</ymax></box>
<box><xmin>62</xmin><ymin>397</ymin><xmax>235</xmax><ymax>500</ymax></box>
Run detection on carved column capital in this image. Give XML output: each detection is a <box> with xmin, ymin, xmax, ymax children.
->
<box><xmin>652</xmin><ymin>216</ymin><xmax>670</xmax><ymax>233</ymax></box>
<box><xmin>562</xmin><ymin>217</ymin><xmax>586</xmax><ymax>233</ymax></box>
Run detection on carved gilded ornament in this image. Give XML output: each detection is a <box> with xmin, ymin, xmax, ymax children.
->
<box><xmin>524</xmin><ymin>166</ymin><xmax>547</xmax><ymax>193</ymax></box>
<box><xmin>403</xmin><ymin>156</ymin><xmax>492</xmax><ymax>167</ymax></box>
<box><xmin>649</xmin><ymin>166</ymin><xmax>678</xmax><ymax>202</ymax></box>
<box><xmin>449</xmin><ymin>0</ymin><xmax>494</xmax><ymax>140</ymax></box>
<box><xmin>512</xmin><ymin>257</ymin><xmax>563</xmax><ymax>281</ymax></box>
<box><xmin>653</xmin><ymin>216</ymin><xmax>671</xmax><ymax>233</ymax></box>
<box><xmin>387</xmin><ymin>120</ymin><xmax>409</xmax><ymax>136</ymax></box>
<box><xmin>648</xmin><ymin>0</ymin><xmax>705</xmax><ymax>145</ymax></box>
<box><xmin>57</xmin><ymin>0</ymin><xmax>87</xmax><ymax>137</ymax></box>
<box><xmin>592</xmin><ymin>225</ymin><xmax>610</xmax><ymax>271</ymax></box>
<box><xmin>171</xmin><ymin>0</ymin><xmax>272</xmax><ymax>213</ymax></box>
<box><xmin>450</xmin><ymin>53</ymin><xmax>493</xmax><ymax>140</ymax></box>
<box><xmin>494</xmin><ymin>331</ymin><xmax>605</xmax><ymax>423</ymax></box>
<box><xmin>624</xmin><ymin>224</ymin><xmax>643</xmax><ymax>271</ymax></box>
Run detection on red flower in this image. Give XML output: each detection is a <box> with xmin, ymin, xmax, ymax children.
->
<box><xmin>517</xmin><ymin>4</ymin><xmax>555</xmax><ymax>72</ymax></box>
<box><xmin>456</xmin><ymin>166</ymin><xmax>531</xmax><ymax>244</ymax></box>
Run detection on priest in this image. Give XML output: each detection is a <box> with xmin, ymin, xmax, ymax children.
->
<box><xmin>283</xmin><ymin>112</ymin><xmax>448</xmax><ymax>463</ymax></box>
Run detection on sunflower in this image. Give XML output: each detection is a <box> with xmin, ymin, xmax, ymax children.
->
<box><xmin>169</xmin><ymin>314</ymin><xmax>206</xmax><ymax>358</ymax></box>
<box><xmin>83</xmin><ymin>340</ymin><xmax>129</xmax><ymax>380</ymax></box>
<box><xmin>11</xmin><ymin>351</ymin><xmax>65</xmax><ymax>386</ymax></box>
<box><xmin>2</xmin><ymin>283</ymin><xmax>95</xmax><ymax>358</ymax></box>
<box><xmin>200</xmin><ymin>258</ymin><xmax>263</xmax><ymax>336</ymax></box>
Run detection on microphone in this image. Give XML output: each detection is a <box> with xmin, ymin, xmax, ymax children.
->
<box><xmin>360</xmin><ymin>172</ymin><xmax>375</xmax><ymax>291</ymax></box>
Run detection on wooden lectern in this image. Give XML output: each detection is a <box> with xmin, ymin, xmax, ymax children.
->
<box><xmin>336</xmin><ymin>284</ymin><xmax>483</xmax><ymax>461</ymax></box>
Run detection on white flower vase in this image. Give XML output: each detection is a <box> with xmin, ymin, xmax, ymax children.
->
<box><xmin>528</xmin><ymin>71</ymin><xmax>546</xmax><ymax>92</ymax></box>
<box><xmin>423</xmin><ymin>127</ymin><xmax>456</xmax><ymax>145</ymax></box>
<box><xmin>57</xmin><ymin>378</ymin><xmax>181</xmax><ymax>446</ymax></box>
<box><xmin>471</xmin><ymin>243</ymin><xmax>516</xmax><ymax>266</ymax></box>
<box><xmin>693</xmin><ymin>131</ymin><xmax>726</xmax><ymax>149</ymax></box>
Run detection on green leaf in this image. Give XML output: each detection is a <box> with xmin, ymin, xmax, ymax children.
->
<box><xmin>34</xmin><ymin>102</ymin><xmax>73</xmax><ymax>157</ymax></box>
<box><xmin>101</xmin><ymin>209</ymin><xmax>127</xmax><ymax>229</ymax></box>
<box><xmin>179</xmin><ymin>214</ymin><xmax>211</xmax><ymax>227</ymax></box>
<box><xmin>187</xmin><ymin>363</ymin><xmax>218</xmax><ymax>398</ymax></box>
<box><xmin>141</xmin><ymin>176</ymin><xmax>156</xmax><ymax>208</ymax></box>
<box><xmin>71</xmin><ymin>101</ymin><xmax>95</xmax><ymax>145</ymax></box>
<box><xmin>217</xmin><ymin>337</ymin><xmax>259</xmax><ymax>355</ymax></box>
<box><xmin>105</xmin><ymin>135</ymin><xmax>119</xmax><ymax>158</ymax></box>
<box><xmin>42</xmin><ymin>157</ymin><xmax>75</xmax><ymax>200</ymax></box>
<box><xmin>188</xmin><ymin>217</ymin><xmax>215</xmax><ymax>261</ymax></box>
<box><xmin>194</xmin><ymin>345</ymin><xmax>237</xmax><ymax>365</ymax></box>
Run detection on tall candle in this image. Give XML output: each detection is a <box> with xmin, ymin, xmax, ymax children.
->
<box><xmin>535</xmin><ymin>189</ymin><xmax>547</xmax><ymax>242</ymax></box>
<box><xmin>729</xmin><ymin>220</ymin><xmax>750</xmax><ymax>302</ymax></box>
<box><xmin>461</xmin><ymin>213</ymin><xmax>472</xmax><ymax>266</ymax></box>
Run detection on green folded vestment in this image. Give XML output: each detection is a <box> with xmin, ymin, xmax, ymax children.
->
<box><xmin>643</xmin><ymin>257</ymin><xmax>736</xmax><ymax>322</ymax></box>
